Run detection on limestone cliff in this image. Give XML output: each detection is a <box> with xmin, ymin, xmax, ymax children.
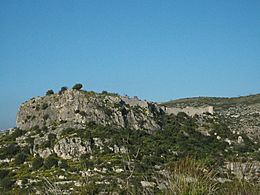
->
<box><xmin>16</xmin><ymin>90</ymin><xmax>163</xmax><ymax>131</ymax></box>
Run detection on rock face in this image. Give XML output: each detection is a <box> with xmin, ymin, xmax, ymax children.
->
<box><xmin>164</xmin><ymin>106</ymin><xmax>214</xmax><ymax>116</ymax></box>
<box><xmin>54</xmin><ymin>137</ymin><xmax>91</xmax><ymax>159</ymax></box>
<box><xmin>16</xmin><ymin>90</ymin><xmax>163</xmax><ymax>131</ymax></box>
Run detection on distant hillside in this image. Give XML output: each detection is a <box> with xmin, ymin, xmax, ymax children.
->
<box><xmin>162</xmin><ymin>94</ymin><xmax>260</xmax><ymax>110</ymax></box>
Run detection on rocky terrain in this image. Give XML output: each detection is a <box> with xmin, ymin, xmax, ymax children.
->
<box><xmin>17</xmin><ymin>89</ymin><xmax>162</xmax><ymax>132</ymax></box>
<box><xmin>0</xmin><ymin>85</ymin><xmax>260</xmax><ymax>194</ymax></box>
<box><xmin>163</xmin><ymin>94</ymin><xmax>260</xmax><ymax>139</ymax></box>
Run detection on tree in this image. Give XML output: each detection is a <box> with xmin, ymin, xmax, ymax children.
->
<box><xmin>59</xmin><ymin>86</ymin><xmax>68</xmax><ymax>95</ymax></box>
<box><xmin>46</xmin><ymin>89</ymin><xmax>54</xmax><ymax>96</ymax></box>
<box><xmin>72</xmin><ymin>83</ymin><xmax>83</xmax><ymax>90</ymax></box>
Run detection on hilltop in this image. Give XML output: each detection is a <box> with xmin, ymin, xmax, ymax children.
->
<box><xmin>0</xmin><ymin>85</ymin><xmax>260</xmax><ymax>194</ymax></box>
<box><xmin>163</xmin><ymin>94</ymin><xmax>260</xmax><ymax>139</ymax></box>
<box><xmin>162</xmin><ymin>94</ymin><xmax>260</xmax><ymax>109</ymax></box>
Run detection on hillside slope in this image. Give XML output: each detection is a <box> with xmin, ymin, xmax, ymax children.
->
<box><xmin>0</xmin><ymin>88</ymin><xmax>260</xmax><ymax>194</ymax></box>
<box><xmin>162</xmin><ymin>94</ymin><xmax>260</xmax><ymax>139</ymax></box>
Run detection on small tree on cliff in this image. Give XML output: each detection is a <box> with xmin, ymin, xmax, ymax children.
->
<box><xmin>72</xmin><ymin>83</ymin><xmax>83</xmax><ymax>90</ymax></box>
<box><xmin>46</xmin><ymin>89</ymin><xmax>54</xmax><ymax>96</ymax></box>
<box><xmin>59</xmin><ymin>86</ymin><xmax>68</xmax><ymax>95</ymax></box>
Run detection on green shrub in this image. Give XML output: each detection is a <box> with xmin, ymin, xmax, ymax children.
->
<box><xmin>72</xmin><ymin>83</ymin><xmax>83</xmax><ymax>90</ymax></box>
<box><xmin>0</xmin><ymin>177</ymin><xmax>15</xmax><ymax>191</ymax></box>
<box><xmin>14</xmin><ymin>152</ymin><xmax>27</xmax><ymax>165</ymax></box>
<box><xmin>25</xmin><ymin>137</ymin><xmax>34</xmax><ymax>146</ymax></box>
<box><xmin>48</xmin><ymin>133</ymin><xmax>56</xmax><ymax>142</ymax></box>
<box><xmin>59</xmin><ymin>86</ymin><xmax>68</xmax><ymax>95</ymax></box>
<box><xmin>6</xmin><ymin>144</ymin><xmax>20</xmax><ymax>156</ymax></box>
<box><xmin>46</xmin><ymin>89</ymin><xmax>54</xmax><ymax>96</ymax></box>
<box><xmin>0</xmin><ymin>169</ymin><xmax>9</xmax><ymax>178</ymax></box>
<box><xmin>32</xmin><ymin>156</ymin><xmax>44</xmax><ymax>170</ymax></box>
<box><xmin>8</xmin><ymin>128</ymin><xmax>25</xmax><ymax>140</ymax></box>
<box><xmin>22</xmin><ymin>145</ymin><xmax>31</xmax><ymax>155</ymax></box>
<box><xmin>59</xmin><ymin>159</ymin><xmax>69</xmax><ymax>169</ymax></box>
<box><xmin>44</xmin><ymin>155</ymin><xmax>58</xmax><ymax>169</ymax></box>
<box><xmin>41</xmin><ymin>103</ymin><xmax>48</xmax><ymax>110</ymax></box>
<box><xmin>43</xmin><ymin>114</ymin><xmax>49</xmax><ymax>120</ymax></box>
<box><xmin>41</xmin><ymin>126</ymin><xmax>48</xmax><ymax>132</ymax></box>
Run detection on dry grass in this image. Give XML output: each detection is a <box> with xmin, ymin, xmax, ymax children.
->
<box><xmin>165</xmin><ymin>157</ymin><xmax>218</xmax><ymax>195</ymax></box>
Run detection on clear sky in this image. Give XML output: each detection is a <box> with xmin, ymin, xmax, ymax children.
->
<box><xmin>0</xmin><ymin>0</ymin><xmax>260</xmax><ymax>130</ymax></box>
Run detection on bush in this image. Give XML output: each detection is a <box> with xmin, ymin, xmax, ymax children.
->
<box><xmin>59</xmin><ymin>86</ymin><xmax>68</xmax><ymax>95</ymax></box>
<box><xmin>47</xmin><ymin>133</ymin><xmax>57</xmax><ymax>147</ymax></box>
<box><xmin>44</xmin><ymin>155</ymin><xmax>58</xmax><ymax>169</ymax></box>
<box><xmin>32</xmin><ymin>156</ymin><xmax>44</xmax><ymax>170</ymax></box>
<box><xmin>6</xmin><ymin>144</ymin><xmax>20</xmax><ymax>156</ymax></box>
<box><xmin>0</xmin><ymin>177</ymin><xmax>15</xmax><ymax>191</ymax></box>
<box><xmin>46</xmin><ymin>89</ymin><xmax>54</xmax><ymax>96</ymax></box>
<box><xmin>59</xmin><ymin>159</ymin><xmax>69</xmax><ymax>169</ymax></box>
<box><xmin>8</xmin><ymin>128</ymin><xmax>25</xmax><ymax>140</ymax></box>
<box><xmin>48</xmin><ymin>133</ymin><xmax>56</xmax><ymax>141</ymax></box>
<box><xmin>14</xmin><ymin>152</ymin><xmax>27</xmax><ymax>165</ymax></box>
<box><xmin>41</xmin><ymin>103</ymin><xmax>48</xmax><ymax>110</ymax></box>
<box><xmin>41</xmin><ymin>126</ymin><xmax>48</xmax><ymax>132</ymax></box>
<box><xmin>0</xmin><ymin>169</ymin><xmax>9</xmax><ymax>178</ymax></box>
<box><xmin>43</xmin><ymin>114</ymin><xmax>49</xmax><ymax>120</ymax></box>
<box><xmin>26</xmin><ymin>137</ymin><xmax>35</xmax><ymax>146</ymax></box>
<box><xmin>72</xmin><ymin>83</ymin><xmax>83</xmax><ymax>90</ymax></box>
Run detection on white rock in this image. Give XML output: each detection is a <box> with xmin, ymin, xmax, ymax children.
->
<box><xmin>141</xmin><ymin>181</ymin><xmax>155</xmax><ymax>188</ymax></box>
<box><xmin>58</xmin><ymin>175</ymin><xmax>65</xmax><ymax>179</ymax></box>
<box><xmin>237</xmin><ymin>136</ymin><xmax>244</xmax><ymax>144</ymax></box>
<box><xmin>115</xmin><ymin>168</ymin><xmax>124</xmax><ymax>173</ymax></box>
<box><xmin>224</xmin><ymin>138</ymin><xmax>232</xmax><ymax>145</ymax></box>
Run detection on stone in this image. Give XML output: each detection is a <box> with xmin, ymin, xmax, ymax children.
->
<box><xmin>16</xmin><ymin>90</ymin><xmax>162</xmax><ymax>131</ymax></box>
<box><xmin>53</xmin><ymin>137</ymin><xmax>91</xmax><ymax>159</ymax></box>
<box><xmin>141</xmin><ymin>181</ymin><xmax>156</xmax><ymax>188</ymax></box>
<box><xmin>237</xmin><ymin>136</ymin><xmax>244</xmax><ymax>144</ymax></box>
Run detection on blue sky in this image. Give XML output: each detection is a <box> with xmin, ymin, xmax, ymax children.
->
<box><xmin>0</xmin><ymin>0</ymin><xmax>260</xmax><ymax>129</ymax></box>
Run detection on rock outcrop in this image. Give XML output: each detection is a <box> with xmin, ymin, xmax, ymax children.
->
<box><xmin>16</xmin><ymin>90</ymin><xmax>163</xmax><ymax>131</ymax></box>
<box><xmin>164</xmin><ymin>106</ymin><xmax>214</xmax><ymax>116</ymax></box>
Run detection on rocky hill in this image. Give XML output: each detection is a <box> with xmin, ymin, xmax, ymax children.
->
<box><xmin>0</xmin><ymin>86</ymin><xmax>260</xmax><ymax>194</ymax></box>
<box><xmin>16</xmin><ymin>89</ymin><xmax>162</xmax><ymax>132</ymax></box>
<box><xmin>162</xmin><ymin>94</ymin><xmax>260</xmax><ymax>139</ymax></box>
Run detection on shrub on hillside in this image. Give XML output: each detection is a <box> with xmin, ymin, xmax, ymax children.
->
<box><xmin>0</xmin><ymin>177</ymin><xmax>15</xmax><ymax>191</ymax></box>
<box><xmin>41</xmin><ymin>103</ymin><xmax>48</xmax><ymax>110</ymax></box>
<box><xmin>43</xmin><ymin>114</ymin><xmax>49</xmax><ymax>120</ymax></box>
<box><xmin>46</xmin><ymin>89</ymin><xmax>54</xmax><ymax>96</ymax></box>
<box><xmin>5</xmin><ymin>144</ymin><xmax>20</xmax><ymax>156</ymax></box>
<box><xmin>14</xmin><ymin>152</ymin><xmax>27</xmax><ymax>165</ymax></box>
<box><xmin>58</xmin><ymin>159</ymin><xmax>69</xmax><ymax>169</ymax></box>
<box><xmin>165</xmin><ymin>157</ymin><xmax>218</xmax><ymax>194</ymax></box>
<box><xmin>44</xmin><ymin>155</ymin><xmax>58</xmax><ymax>169</ymax></box>
<box><xmin>72</xmin><ymin>83</ymin><xmax>83</xmax><ymax>90</ymax></box>
<box><xmin>32</xmin><ymin>156</ymin><xmax>44</xmax><ymax>170</ymax></box>
<box><xmin>0</xmin><ymin>169</ymin><xmax>9</xmax><ymax>178</ymax></box>
<box><xmin>59</xmin><ymin>86</ymin><xmax>68</xmax><ymax>95</ymax></box>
